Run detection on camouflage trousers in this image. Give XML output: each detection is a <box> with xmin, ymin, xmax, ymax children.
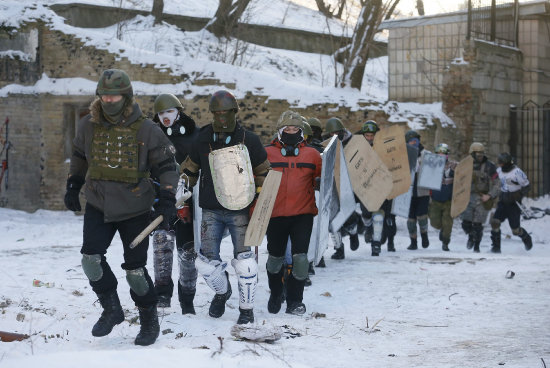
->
<box><xmin>460</xmin><ymin>193</ymin><xmax>491</xmax><ymax>224</ymax></box>
<box><xmin>428</xmin><ymin>199</ymin><xmax>453</xmax><ymax>240</ymax></box>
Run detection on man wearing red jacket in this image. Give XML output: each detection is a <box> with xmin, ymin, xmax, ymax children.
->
<box><xmin>264</xmin><ymin>111</ymin><xmax>322</xmax><ymax>315</ymax></box>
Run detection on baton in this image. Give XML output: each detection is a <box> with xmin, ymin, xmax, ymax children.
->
<box><xmin>129</xmin><ymin>215</ymin><xmax>163</xmax><ymax>249</ymax></box>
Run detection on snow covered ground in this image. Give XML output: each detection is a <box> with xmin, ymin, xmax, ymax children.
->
<box><xmin>1</xmin><ymin>199</ymin><xmax>549</xmax><ymax>368</ymax></box>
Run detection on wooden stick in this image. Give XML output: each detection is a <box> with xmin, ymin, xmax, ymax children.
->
<box><xmin>0</xmin><ymin>330</ymin><xmax>30</xmax><ymax>342</ymax></box>
<box><xmin>129</xmin><ymin>215</ymin><xmax>163</xmax><ymax>249</ymax></box>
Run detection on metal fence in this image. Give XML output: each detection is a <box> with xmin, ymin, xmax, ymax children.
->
<box><xmin>467</xmin><ymin>0</ymin><xmax>519</xmax><ymax>47</ymax></box>
<box><xmin>509</xmin><ymin>102</ymin><xmax>550</xmax><ymax>198</ymax></box>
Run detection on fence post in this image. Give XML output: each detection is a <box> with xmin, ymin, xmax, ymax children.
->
<box><xmin>467</xmin><ymin>0</ymin><xmax>472</xmax><ymax>41</ymax></box>
<box><xmin>509</xmin><ymin>104</ymin><xmax>518</xmax><ymax>159</ymax></box>
<box><xmin>544</xmin><ymin>105</ymin><xmax>550</xmax><ymax>195</ymax></box>
<box><xmin>490</xmin><ymin>0</ymin><xmax>496</xmax><ymax>42</ymax></box>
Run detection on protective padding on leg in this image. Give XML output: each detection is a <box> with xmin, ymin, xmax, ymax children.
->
<box><xmin>407</xmin><ymin>219</ymin><xmax>417</xmax><ymax>236</ymax></box>
<box><xmin>418</xmin><ymin>215</ymin><xmax>429</xmax><ymax>233</ymax></box>
<box><xmin>177</xmin><ymin>248</ymin><xmax>197</xmax><ymax>291</ymax></box>
<box><xmin>490</xmin><ymin>218</ymin><xmax>501</xmax><ymax>230</ymax></box>
<box><xmin>231</xmin><ymin>252</ymin><xmax>258</xmax><ymax>310</ymax></box>
<box><xmin>125</xmin><ymin>267</ymin><xmax>150</xmax><ymax>296</ymax></box>
<box><xmin>82</xmin><ymin>254</ymin><xmax>103</xmax><ymax>282</ymax></box>
<box><xmin>362</xmin><ymin>214</ymin><xmax>373</xmax><ymax>227</ymax></box>
<box><xmin>372</xmin><ymin>212</ymin><xmax>384</xmax><ymax>242</ymax></box>
<box><xmin>342</xmin><ymin>220</ymin><xmax>358</xmax><ymax>236</ymax></box>
<box><xmin>266</xmin><ymin>255</ymin><xmax>285</xmax><ymax>274</ymax></box>
<box><xmin>153</xmin><ymin>230</ymin><xmax>175</xmax><ymax>285</ymax></box>
<box><xmin>195</xmin><ymin>253</ymin><xmax>228</xmax><ymax>295</ymax></box>
<box><xmin>291</xmin><ymin>253</ymin><xmax>309</xmax><ymax>281</ymax></box>
<box><xmin>330</xmin><ymin>231</ymin><xmax>342</xmax><ymax>249</ymax></box>
<box><xmin>511</xmin><ymin>227</ymin><xmax>521</xmax><ymax>236</ymax></box>
<box><xmin>152</xmin><ymin>230</ymin><xmax>175</xmax><ymax>251</ymax></box>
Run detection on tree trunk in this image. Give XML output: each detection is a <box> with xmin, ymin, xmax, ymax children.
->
<box><xmin>315</xmin><ymin>0</ymin><xmax>333</xmax><ymax>18</ymax></box>
<box><xmin>152</xmin><ymin>0</ymin><xmax>164</xmax><ymax>25</ymax></box>
<box><xmin>206</xmin><ymin>0</ymin><xmax>252</xmax><ymax>38</ymax></box>
<box><xmin>416</xmin><ymin>0</ymin><xmax>425</xmax><ymax>16</ymax></box>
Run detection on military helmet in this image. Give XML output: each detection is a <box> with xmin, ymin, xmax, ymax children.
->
<box><xmin>154</xmin><ymin>94</ymin><xmax>183</xmax><ymax>114</ymax></box>
<box><xmin>302</xmin><ymin>121</ymin><xmax>313</xmax><ymax>136</ymax></box>
<box><xmin>209</xmin><ymin>90</ymin><xmax>239</xmax><ymax>112</ymax></box>
<box><xmin>276</xmin><ymin>110</ymin><xmax>303</xmax><ymax>130</ymax></box>
<box><xmin>469</xmin><ymin>142</ymin><xmax>485</xmax><ymax>154</ymax></box>
<box><xmin>307</xmin><ymin>117</ymin><xmax>322</xmax><ymax>130</ymax></box>
<box><xmin>96</xmin><ymin>69</ymin><xmax>133</xmax><ymax>96</ymax></box>
<box><xmin>360</xmin><ymin>120</ymin><xmax>379</xmax><ymax>134</ymax></box>
<box><xmin>435</xmin><ymin>143</ymin><xmax>450</xmax><ymax>155</ymax></box>
<box><xmin>405</xmin><ymin>129</ymin><xmax>420</xmax><ymax>142</ymax></box>
<box><xmin>497</xmin><ymin>152</ymin><xmax>513</xmax><ymax>165</ymax></box>
<box><xmin>325</xmin><ymin>117</ymin><xmax>345</xmax><ymax>134</ymax></box>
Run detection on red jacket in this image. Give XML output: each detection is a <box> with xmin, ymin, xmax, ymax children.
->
<box><xmin>266</xmin><ymin>140</ymin><xmax>322</xmax><ymax>218</ymax></box>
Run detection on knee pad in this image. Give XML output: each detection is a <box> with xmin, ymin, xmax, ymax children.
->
<box><xmin>342</xmin><ymin>221</ymin><xmax>358</xmax><ymax>236</ymax></box>
<box><xmin>291</xmin><ymin>253</ymin><xmax>309</xmax><ymax>281</ymax></box>
<box><xmin>125</xmin><ymin>267</ymin><xmax>150</xmax><ymax>296</ymax></box>
<box><xmin>81</xmin><ymin>254</ymin><xmax>103</xmax><ymax>282</ymax></box>
<box><xmin>177</xmin><ymin>248</ymin><xmax>197</xmax><ymax>291</ymax></box>
<box><xmin>511</xmin><ymin>227</ymin><xmax>521</xmax><ymax>236</ymax></box>
<box><xmin>231</xmin><ymin>251</ymin><xmax>258</xmax><ymax>309</ymax></box>
<box><xmin>407</xmin><ymin>219</ymin><xmax>417</xmax><ymax>235</ymax></box>
<box><xmin>362</xmin><ymin>212</ymin><xmax>373</xmax><ymax>227</ymax></box>
<box><xmin>372</xmin><ymin>212</ymin><xmax>384</xmax><ymax>242</ymax></box>
<box><xmin>266</xmin><ymin>255</ymin><xmax>285</xmax><ymax>274</ymax></box>
<box><xmin>152</xmin><ymin>230</ymin><xmax>175</xmax><ymax>251</ymax></box>
<box><xmin>461</xmin><ymin>220</ymin><xmax>473</xmax><ymax>234</ymax></box>
<box><xmin>195</xmin><ymin>253</ymin><xmax>228</xmax><ymax>294</ymax></box>
<box><xmin>490</xmin><ymin>218</ymin><xmax>501</xmax><ymax>231</ymax></box>
<box><xmin>418</xmin><ymin>215</ymin><xmax>429</xmax><ymax>232</ymax></box>
<box><xmin>330</xmin><ymin>231</ymin><xmax>342</xmax><ymax>248</ymax></box>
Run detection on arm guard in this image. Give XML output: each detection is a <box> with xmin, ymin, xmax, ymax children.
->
<box><xmin>253</xmin><ymin>159</ymin><xmax>271</xmax><ymax>188</ymax></box>
<box><xmin>180</xmin><ymin>156</ymin><xmax>200</xmax><ymax>187</ymax></box>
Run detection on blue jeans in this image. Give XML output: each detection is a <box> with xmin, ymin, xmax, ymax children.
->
<box><xmin>200</xmin><ymin>208</ymin><xmax>249</xmax><ymax>261</ymax></box>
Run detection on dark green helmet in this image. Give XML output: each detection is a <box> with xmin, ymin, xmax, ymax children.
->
<box><xmin>209</xmin><ymin>90</ymin><xmax>239</xmax><ymax>112</ymax></box>
<box><xmin>276</xmin><ymin>110</ymin><xmax>303</xmax><ymax>130</ymax></box>
<box><xmin>360</xmin><ymin>120</ymin><xmax>379</xmax><ymax>134</ymax></box>
<box><xmin>302</xmin><ymin>121</ymin><xmax>313</xmax><ymax>136</ymax></box>
<box><xmin>405</xmin><ymin>129</ymin><xmax>420</xmax><ymax>142</ymax></box>
<box><xmin>307</xmin><ymin>117</ymin><xmax>322</xmax><ymax>130</ymax></box>
<box><xmin>435</xmin><ymin>143</ymin><xmax>450</xmax><ymax>154</ymax></box>
<box><xmin>325</xmin><ymin>117</ymin><xmax>345</xmax><ymax>134</ymax></box>
<box><xmin>154</xmin><ymin>94</ymin><xmax>183</xmax><ymax>114</ymax></box>
<box><xmin>96</xmin><ymin>69</ymin><xmax>133</xmax><ymax>96</ymax></box>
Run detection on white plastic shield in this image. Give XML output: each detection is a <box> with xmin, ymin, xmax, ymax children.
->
<box><xmin>329</xmin><ymin>141</ymin><xmax>356</xmax><ymax>233</ymax></box>
<box><xmin>417</xmin><ymin>151</ymin><xmax>446</xmax><ymax>191</ymax></box>
<box><xmin>208</xmin><ymin>144</ymin><xmax>255</xmax><ymax>210</ymax></box>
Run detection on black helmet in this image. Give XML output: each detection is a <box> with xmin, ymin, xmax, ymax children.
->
<box><xmin>96</xmin><ymin>69</ymin><xmax>133</xmax><ymax>96</ymax></box>
<box><xmin>435</xmin><ymin>143</ymin><xmax>450</xmax><ymax>155</ymax></box>
<box><xmin>405</xmin><ymin>129</ymin><xmax>420</xmax><ymax>142</ymax></box>
<box><xmin>497</xmin><ymin>152</ymin><xmax>513</xmax><ymax>166</ymax></box>
<box><xmin>209</xmin><ymin>90</ymin><xmax>239</xmax><ymax>112</ymax></box>
<box><xmin>360</xmin><ymin>120</ymin><xmax>379</xmax><ymax>134</ymax></box>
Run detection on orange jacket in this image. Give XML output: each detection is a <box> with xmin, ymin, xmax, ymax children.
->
<box><xmin>266</xmin><ymin>140</ymin><xmax>322</xmax><ymax>218</ymax></box>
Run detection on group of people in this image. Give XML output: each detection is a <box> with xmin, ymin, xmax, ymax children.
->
<box><xmin>64</xmin><ymin>69</ymin><xmax>533</xmax><ymax>346</ymax></box>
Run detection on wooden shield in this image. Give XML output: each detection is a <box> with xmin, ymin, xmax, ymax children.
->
<box><xmin>373</xmin><ymin>125</ymin><xmax>411</xmax><ymax>199</ymax></box>
<box><xmin>344</xmin><ymin>135</ymin><xmax>393</xmax><ymax>212</ymax></box>
<box><xmin>450</xmin><ymin>156</ymin><xmax>474</xmax><ymax>218</ymax></box>
<box><xmin>244</xmin><ymin>170</ymin><xmax>283</xmax><ymax>247</ymax></box>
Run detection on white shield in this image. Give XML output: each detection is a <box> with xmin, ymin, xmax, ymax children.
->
<box><xmin>417</xmin><ymin>151</ymin><xmax>446</xmax><ymax>190</ymax></box>
<box><xmin>208</xmin><ymin>144</ymin><xmax>255</xmax><ymax>210</ymax></box>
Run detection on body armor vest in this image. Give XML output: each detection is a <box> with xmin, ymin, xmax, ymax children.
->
<box><xmin>88</xmin><ymin>116</ymin><xmax>149</xmax><ymax>183</ymax></box>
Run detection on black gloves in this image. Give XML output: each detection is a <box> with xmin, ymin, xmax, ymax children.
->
<box><xmin>156</xmin><ymin>189</ymin><xmax>177</xmax><ymax>230</ymax></box>
<box><xmin>64</xmin><ymin>175</ymin><xmax>85</xmax><ymax>212</ymax></box>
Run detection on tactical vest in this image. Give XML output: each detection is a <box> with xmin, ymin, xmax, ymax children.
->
<box><xmin>88</xmin><ymin>116</ymin><xmax>149</xmax><ymax>183</ymax></box>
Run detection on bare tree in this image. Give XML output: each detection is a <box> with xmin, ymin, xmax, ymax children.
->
<box><xmin>205</xmin><ymin>0</ymin><xmax>252</xmax><ymax>38</ymax></box>
<box><xmin>315</xmin><ymin>0</ymin><xmax>348</xmax><ymax>19</ymax></box>
<box><xmin>416</xmin><ymin>0</ymin><xmax>425</xmax><ymax>16</ymax></box>
<box><xmin>339</xmin><ymin>0</ymin><xmax>400</xmax><ymax>89</ymax></box>
<box><xmin>152</xmin><ymin>0</ymin><xmax>164</xmax><ymax>25</ymax></box>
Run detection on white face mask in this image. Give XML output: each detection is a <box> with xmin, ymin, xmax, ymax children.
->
<box><xmin>158</xmin><ymin>109</ymin><xmax>179</xmax><ymax>128</ymax></box>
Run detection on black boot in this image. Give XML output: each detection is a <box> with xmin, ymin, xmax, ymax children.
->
<box><xmin>371</xmin><ymin>241</ymin><xmax>381</xmax><ymax>256</ymax></box>
<box><xmin>135</xmin><ymin>305</ymin><xmax>160</xmax><ymax>346</ymax></box>
<box><xmin>407</xmin><ymin>237</ymin><xmax>418</xmax><ymax>250</ymax></box>
<box><xmin>316</xmin><ymin>257</ymin><xmax>326</xmax><ymax>268</ymax></box>
<box><xmin>286</xmin><ymin>301</ymin><xmax>306</xmax><ymax>315</ymax></box>
<box><xmin>304</xmin><ymin>276</ymin><xmax>312</xmax><ymax>286</ymax></box>
<box><xmin>387</xmin><ymin>236</ymin><xmax>395</xmax><ymax>252</ymax></box>
<box><xmin>208</xmin><ymin>279</ymin><xmax>232</xmax><ymax>318</ymax></box>
<box><xmin>490</xmin><ymin>230</ymin><xmax>501</xmax><ymax>253</ymax></box>
<box><xmin>473</xmin><ymin>223</ymin><xmax>483</xmax><ymax>253</ymax></box>
<box><xmin>179</xmin><ymin>289</ymin><xmax>196</xmax><ymax>315</ymax></box>
<box><xmin>285</xmin><ymin>273</ymin><xmax>306</xmax><ymax>315</ymax></box>
<box><xmin>350</xmin><ymin>233</ymin><xmax>359</xmax><ymax>251</ymax></box>
<box><xmin>466</xmin><ymin>234</ymin><xmax>474</xmax><ymax>249</ymax></box>
<box><xmin>440</xmin><ymin>231</ymin><xmax>450</xmax><ymax>251</ymax></box>
<box><xmin>92</xmin><ymin>291</ymin><xmax>125</xmax><ymax>337</ymax></box>
<box><xmin>157</xmin><ymin>295</ymin><xmax>171</xmax><ymax>309</ymax></box>
<box><xmin>519</xmin><ymin>228</ymin><xmax>532</xmax><ymax>250</ymax></box>
<box><xmin>421</xmin><ymin>232</ymin><xmax>429</xmax><ymax>248</ymax></box>
<box><xmin>331</xmin><ymin>246</ymin><xmax>345</xmax><ymax>260</ymax></box>
<box><xmin>267</xmin><ymin>269</ymin><xmax>284</xmax><ymax>314</ymax></box>
<box><xmin>364</xmin><ymin>225</ymin><xmax>373</xmax><ymax>243</ymax></box>
<box><xmin>308</xmin><ymin>262</ymin><xmax>315</xmax><ymax>275</ymax></box>
<box><xmin>237</xmin><ymin>308</ymin><xmax>254</xmax><ymax>324</ymax></box>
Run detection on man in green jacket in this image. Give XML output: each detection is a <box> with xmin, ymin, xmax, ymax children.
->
<box><xmin>64</xmin><ymin>69</ymin><xmax>179</xmax><ymax>346</ymax></box>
